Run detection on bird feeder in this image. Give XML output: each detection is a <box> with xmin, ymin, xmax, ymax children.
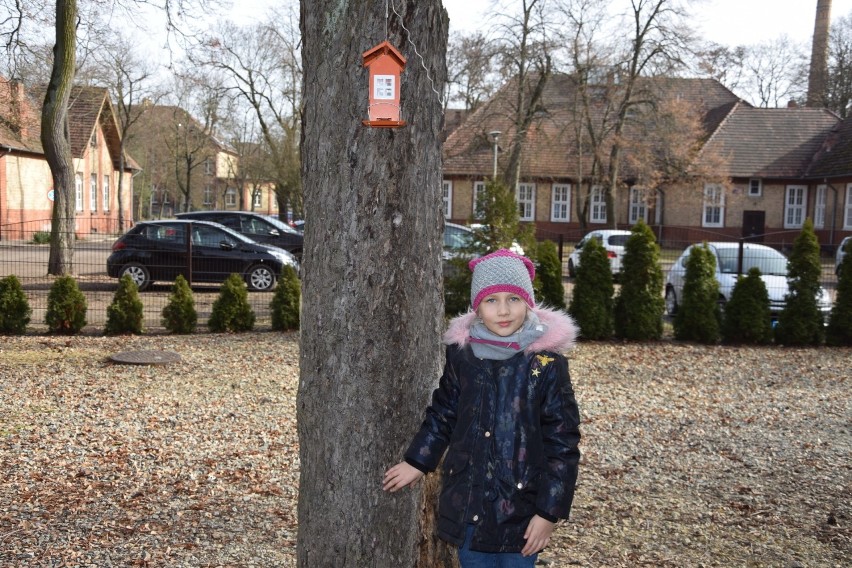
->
<box><xmin>362</xmin><ymin>40</ymin><xmax>407</xmax><ymax>128</ymax></box>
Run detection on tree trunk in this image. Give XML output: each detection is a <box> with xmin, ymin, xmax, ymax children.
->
<box><xmin>298</xmin><ymin>1</ymin><xmax>449</xmax><ymax>566</ymax></box>
<box><xmin>42</xmin><ymin>0</ymin><xmax>77</xmax><ymax>276</ymax></box>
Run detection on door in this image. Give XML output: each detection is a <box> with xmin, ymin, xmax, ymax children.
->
<box><xmin>742</xmin><ymin>211</ymin><xmax>765</xmax><ymax>242</ymax></box>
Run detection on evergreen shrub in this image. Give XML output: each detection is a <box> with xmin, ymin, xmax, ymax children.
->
<box><xmin>614</xmin><ymin>220</ymin><xmax>665</xmax><ymax>340</ymax></box>
<box><xmin>470</xmin><ymin>179</ymin><xmax>537</xmax><ymax>259</ymax></box>
<box><xmin>271</xmin><ymin>265</ymin><xmax>301</xmax><ymax>331</ymax></box>
<box><xmin>45</xmin><ymin>275</ymin><xmax>87</xmax><ymax>334</ymax></box>
<box><xmin>673</xmin><ymin>243</ymin><xmax>721</xmax><ymax>343</ymax></box>
<box><xmin>721</xmin><ymin>267</ymin><xmax>773</xmax><ymax>344</ymax></box>
<box><xmin>32</xmin><ymin>231</ymin><xmax>50</xmax><ymax>244</ymax></box>
<box><xmin>104</xmin><ymin>275</ymin><xmax>145</xmax><ymax>335</ymax></box>
<box><xmin>827</xmin><ymin>238</ymin><xmax>852</xmax><ymax>346</ymax></box>
<box><xmin>775</xmin><ymin>219</ymin><xmax>824</xmax><ymax>345</ymax></box>
<box><xmin>0</xmin><ymin>275</ymin><xmax>31</xmax><ymax>334</ymax></box>
<box><xmin>208</xmin><ymin>273</ymin><xmax>255</xmax><ymax>332</ymax></box>
<box><xmin>444</xmin><ymin>257</ymin><xmax>473</xmax><ymax>316</ymax></box>
<box><xmin>536</xmin><ymin>240</ymin><xmax>566</xmax><ymax>309</ymax></box>
<box><xmin>161</xmin><ymin>275</ymin><xmax>197</xmax><ymax>334</ymax></box>
<box><xmin>568</xmin><ymin>236</ymin><xmax>614</xmax><ymax>340</ymax></box>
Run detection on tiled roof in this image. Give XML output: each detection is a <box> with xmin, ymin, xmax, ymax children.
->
<box><xmin>806</xmin><ymin>115</ymin><xmax>852</xmax><ymax>178</ymax></box>
<box><xmin>699</xmin><ymin>104</ymin><xmax>839</xmax><ymax>178</ymax></box>
<box><xmin>443</xmin><ymin>74</ymin><xmax>742</xmax><ymax>179</ymax></box>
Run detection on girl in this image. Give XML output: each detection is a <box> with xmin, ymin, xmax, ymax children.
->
<box><xmin>383</xmin><ymin>249</ymin><xmax>581</xmax><ymax>566</ymax></box>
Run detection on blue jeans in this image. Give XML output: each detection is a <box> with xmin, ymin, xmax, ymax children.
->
<box><xmin>457</xmin><ymin>525</ymin><xmax>538</xmax><ymax>568</ymax></box>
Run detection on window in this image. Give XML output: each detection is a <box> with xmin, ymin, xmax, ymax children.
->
<box><xmin>517</xmin><ymin>183</ymin><xmax>536</xmax><ymax>221</ymax></box>
<box><xmin>845</xmin><ymin>184</ymin><xmax>852</xmax><ymax>229</ymax></box>
<box><xmin>590</xmin><ymin>186</ymin><xmax>606</xmax><ymax>224</ymax></box>
<box><xmin>374</xmin><ymin>75</ymin><xmax>395</xmax><ymax>99</ymax></box>
<box><xmin>441</xmin><ymin>180</ymin><xmax>453</xmax><ymax>218</ymax></box>
<box><xmin>102</xmin><ymin>175</ymin><xmax>110</xmax><ymax>211</ymax></box>
<box><xmin>551</xmin><ymin>184</ymin><xmax>571</xmax><ymax>222</ymax></box>
<box><xmin>203</xmin><ymin>185</ymin><xmax>213</xmax><ymax>206</ymax></box>
<box><xmin>253</xmin><ymin>190</ymin><xmax>262</xmax><ymax>208</ymax></box>
<box><xmin>75</xmin><ymin>174</ymin><xmax>83</xmax><ymax>211</ymax></box>
<box><xmin>748</xmin><ymin>178</ymin><xmax>762</xmax><ymax>197</ymax></box>
<box><xmin>629</xmin><ymin>187</ymin><xmax>648</xmax><ymax>224</ymax></box>
<box><xmin>204</xmin><ymin>158</ymin><xmax>214</xmax><ymax>176</ymax></box>
<box><xmin>473</xmin><ymin>181</ymin><xmax>486</xmax><ymax>219</ymax></box>
<box><xmin>702</xmin><ymin>183</ymin><xmax>725</xmax><ymax>228</ymax></box>
<box><xmin>784</xmin><ymin>185</ymin><xmax>807</xmax><ymax>229</ymax></box>
<box><xmin>814</xmin><ymin>185</ymin><xmax>827</xmax><ymax>229</ymax></box>
<box><xmin>225</xmin><ymin>187</ymin><xmax>237</xmax><ymax>207</ymax></box>
<box><xmin>90</xmin><ymin>174</ymin><xmax>97</xmax><ymax>212</ymax></box>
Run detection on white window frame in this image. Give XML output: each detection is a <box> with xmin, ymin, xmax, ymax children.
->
<box><xmin>472</xmin><ymin>181</ymin><xmax>486</xmax><ymax>220</ymax></box>
<box><xmin>102</xmin><ymin>175</ymin><xmax>110</xmax><ymax>212</ymax></box>
<box><xmin>225</xmin><ymin>187</ymin><xmax>237</xmax><ymax>207</ymax></box>
<box><xmin>590</xmin><ymin>185</ymin><xmax>607</xmax><ymax>224</ymax></box>
<box><xmin>814</xmin><ymin>184</ymin><xmax>827</xmax><ymax>229</ymax></box>
<box><xmin>784</xmin><ymin>185</ymin><xmax>807</xmax><ymax>229</ymax></box>
<box><xmin>90</xmin><ymin>174</ymin><xmax>97</xmax><ymax>212</ymax></box>
<box><xmin>374</xmin><ymin>75</ymin><xmax>395</xmax><ymax>100</ymax></box>
<box><xmin>203</xmin><ymin>184</ymin><xmax>213</xmax><ymax>206</ymax></box>
<box><xmin>442</xmin><ymin>180</ymin><xmax>453</xmax><ymax>219</ymax></box>
<box><xmin>516</xmin><ymin>182</ymin><xmax>536</xmax><ymax>222</ymax></box>
<box><xmin>748</xmin><ymin>178</ymin><xmax>763</xmax><ymax>197</ymax></box>
<box><xmin>75</xmin><ymin>174</ymin><xmax>83</xmax><ymax>211</ymax></box>
<box><xmin>702</xmin><ymin>183</ymin><xmax>725</xmax><ymax>228</ymax></box>
<box><xmin>551</xmin><ymin>183</ymin><xmax>571</xmax><ymax>222</ymax></box>
<box><xmin>845</xmin><ymin>184</ymin><xmax>852</xmax><ymax>230</ymax></box>
<box><xmin>204</xmin><ymin>158</ymin><xmax>214</xmax><ymax>176</ymax></box>
<box><xmin>252</xmin><ymin>190</ymin><xmax>262</xmax><ymax>208</ymax></box>
<box><xmin>629</xmin><ymin>187</ymin><xmax>648</xmax><ymax>224</ymax></box>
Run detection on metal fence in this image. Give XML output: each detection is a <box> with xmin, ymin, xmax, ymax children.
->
<box><xmin>1</xmin><ymin>219</ymin><xmax>844</xmax><ymax>333</ymax></box>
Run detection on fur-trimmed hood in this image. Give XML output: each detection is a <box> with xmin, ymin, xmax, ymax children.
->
<box><xmin>443</xmin><ymin>306</ymin><xmax>578</xmax><ymax>354</ymax></box>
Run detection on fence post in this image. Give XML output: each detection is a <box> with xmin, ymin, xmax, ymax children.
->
<box><xmin>737</xmin><ymin>238</ymin><xmax>744</xmax><ymax>276</ymax></box>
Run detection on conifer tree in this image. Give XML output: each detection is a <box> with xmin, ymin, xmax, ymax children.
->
<box><xmin>827</xmin><ymin>238</ymin><xmax>852</xmax><ymax>346</ymax></box>
<box><xmin>161</xmin><ymin>275</ymin><xmax>197</xmax><ymax>334</ymax></box>
<box><xmin>775</xmin><ymin>219</ymin><xmax>824</xmax><ymax>345</ymax></box>
<box><xmin>271</xmin><ymin>265</ymin><xmax>301</xmax><ymax>331</ymax></box>
<box><xmin>45</xmin><ymin>275</ymin><xmax>87</xmax><ymax>334</ymax></box>
<box><xmin>673</xmin><ymin>243</ymin><xmax>720</xmax><ymax>343</ymax></box>
<box><xmin>568</xmin><ymin>236</ymin><xmax>614</xmax><ymax>339</ymax></box>
<box><xmin>722</xmin><ymin>267</ymin><xmax>773</xmax><ymax>344</ymax></box>
<box><xmin>104</xmin><ymin>275</ymin><xmax>145</xmax><ymax>335</ymax></box>
<box><xmin>470</xmin><ymin>179</ymin><xmax>536</xmax><ymax>258</ymax></box>
<box><xmin>614</xmin><ymin>220</ymin><xmax>664</xmax><ymax>340</ymax></box>
<box><xmin>0</xmin><ymin>275</ymin><xmax>31</xmax><ymax>335</ymax></box>
<box><xmin>208</xmin><ymin>274</ymin><xmax>255</xmax><ymax>332</ymax></box>
<box><xmin>536</xmin><ymin>240</ymin><xmax>566</xmax><ymax>309</ymax></box>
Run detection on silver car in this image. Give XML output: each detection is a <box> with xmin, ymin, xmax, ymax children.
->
<box><xmin>568</xmin><ymin>230</ymin><xmax>632</xmax><ymax>278</ymax></box>
<box><xmin>665</xmin><ymin>242</ymin><xmax>832</xmax><ymax>318</ymax></box>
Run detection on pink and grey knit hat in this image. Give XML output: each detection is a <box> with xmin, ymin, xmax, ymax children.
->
<box><xmin>469</xmin><ymin>249</ymin><xmax>536</xmax><ymax>310</ymax></box>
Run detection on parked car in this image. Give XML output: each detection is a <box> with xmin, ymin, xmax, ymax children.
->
<box><xmin>567</xmin><ymin>230</ymin><xmax>632</xmax><ymax>278</ymax></box>
<box><xmin>107</xmin><ymin>220</ymin><xmax>298</xmax><ymax>292</ymax></box>
<box><xmin>176</xmin><ymin>211</ymin><xmax>303</xmax><ymax>259</ymax></box>
<box><xmin>443</xmin><ymin>222</ymin><xmax>525</xmax><ymax>261</ymax></box>
<box><xmin>664</xmin><ymin>242</ymin><xmax>832</xmax><ymax>318</ymax></box>
<box><xmin>836</xmin><ymin>236</ymin><xmax>851</xmax><ymax>275</ymax></box>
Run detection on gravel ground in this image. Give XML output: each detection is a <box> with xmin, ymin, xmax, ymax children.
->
<box><xmin>1</xmin><ymin>333</ymin><xmax>849</xmax><ymax>567</ymax></box>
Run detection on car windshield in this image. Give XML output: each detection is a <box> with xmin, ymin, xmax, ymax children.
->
<box><xmin>262</xmin><ymin>215</ymin><xmax>301</xmax><ymax>235</ymax></box>
<box><xmin>716</xmin><ymin>247</ymin><xmax>788</xmax><ymax>276</ymax></box>
<box><xmin>444</xmin><ymin>226</ymin><xmax>474</xmax><ymax>250</ymax></box>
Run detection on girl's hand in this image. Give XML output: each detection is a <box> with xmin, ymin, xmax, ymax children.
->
<box><xmin>382</xmin><ymin>462</ymin><xmax>424</xmax><ymax>492</ymax></box>
<box><xmin>522</xmin><ymin>515</ymin><xmax>555</xmax><ymax>556</ymax></box>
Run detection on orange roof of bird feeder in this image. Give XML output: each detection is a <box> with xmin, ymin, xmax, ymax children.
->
<box><xmin>362</xmin><ymin>40</ymin><xmax>407</xmax><ymax>128</ymax></box>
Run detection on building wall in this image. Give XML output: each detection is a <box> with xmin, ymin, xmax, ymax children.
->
<box><xmin>1</xmin><ymin>154</ymin><xmax>54</xmax><ymax>237</ymax></box>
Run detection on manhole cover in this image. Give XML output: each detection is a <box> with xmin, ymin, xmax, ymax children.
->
<box><xmin>109</xmin><ymin>350</ymin><xmax>182</xmax><ymax>365</ymax></box>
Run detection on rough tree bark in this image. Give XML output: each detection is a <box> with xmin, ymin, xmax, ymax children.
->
<box><xmin>298</xmin><ymin>1</ymin><xmax>451</xmax><ymax>567</ymax></box>
<box><xmin>42</xmin><ymin>0</ymin><xmax>77</xmax><ymax>275</ymax></box>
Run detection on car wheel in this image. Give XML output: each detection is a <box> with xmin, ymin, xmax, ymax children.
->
<box><xmin>246</xmin><ymin>264</ymin><xmax>276</xmax><ymax>291</ymax></box>
<box><xmin>120</xmin><ymin>262</ymin><xmax>151</xmax><ymax>291</ymax></box>
<box><xmin>665</xmin><ymin>286</ymin><xmax>678</xmax><ymax>316</ymax></box>
<box><xmin>568</xmin><ymin>259</ymin><xmax>576</xmax><ymax>278</ymax></box>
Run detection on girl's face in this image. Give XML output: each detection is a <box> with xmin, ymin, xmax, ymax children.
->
<box><xmin>476</xmin><ymin>292</ymin><xmax>528</xmax><ymax>337</ymax></box>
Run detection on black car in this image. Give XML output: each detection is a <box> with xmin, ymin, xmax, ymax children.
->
<box><xmin>107</xmin><ymin>220</ymin><xmax>298</xmax><ymax>291</ymax></box>
<box><xmin>176</xmin><ymin>211</ymin><xmax>303</xmax><ymax>258</ymax></box>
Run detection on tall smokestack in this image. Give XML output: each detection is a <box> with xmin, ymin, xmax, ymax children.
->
<box><xmin>807</xmin><ymin>0</ymin><xmax>832</xmax><ymax>107</ymax></box>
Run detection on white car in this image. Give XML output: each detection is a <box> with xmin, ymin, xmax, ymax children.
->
<box><xmin>836</xmin><ymin>236</ymin><xmax>851</xmax><ymax>275</ymax></box>
<box><xmin>665</xmin><ymin>242</ymin><xmax>832</xmax><ymax>318</ymax></box>
<box><xmin>567</xmin><ymin>230</ymin><xmax>632</xmax><ymax>278</ymax></box>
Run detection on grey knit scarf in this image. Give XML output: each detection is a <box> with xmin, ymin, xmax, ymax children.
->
<box><xmin>468</xmin><ymin>311</ymin><xmax>546</xmax><ymax>360</ymax></box>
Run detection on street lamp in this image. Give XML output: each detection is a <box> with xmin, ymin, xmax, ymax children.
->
<box><xmin>488</xmin><ymin>130</ymin><xmax>501</xmax><ymax>179</ymax></box>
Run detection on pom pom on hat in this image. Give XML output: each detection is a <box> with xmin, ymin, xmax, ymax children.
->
<box><xmin>469</xmin><ymin>249</ymin><xmax>536</xmax><ymax>310</ymax></box>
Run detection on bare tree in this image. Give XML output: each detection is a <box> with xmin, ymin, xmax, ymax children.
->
<box><xmin>826</xmin><ymin>11</ymin><xmax>852</xmax><ymax>118</ymax></box>
<box><xmin>739</xmin><ymin>36</ymin><xmax>808</xmax><ymax>108</ymax></box>
<box><xmin>693</xmin><ymin>41</ymin><xmax>747</xmax><ymax>95</ymax></box>
<box><xmin>445</xmin><ymin>30</ymin><xmax>499</xmax><ymax>111</ymax></box>
<box><xmin>298</xmin><ymin>0</ymin><xmax>449</xmax><ymax>566</ymax></box>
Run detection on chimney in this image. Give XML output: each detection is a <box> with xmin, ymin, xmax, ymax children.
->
<box><xmin>807</xmin><ymin>0</ymin><xmax>832</xmax><ymax>107</ymax></box>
